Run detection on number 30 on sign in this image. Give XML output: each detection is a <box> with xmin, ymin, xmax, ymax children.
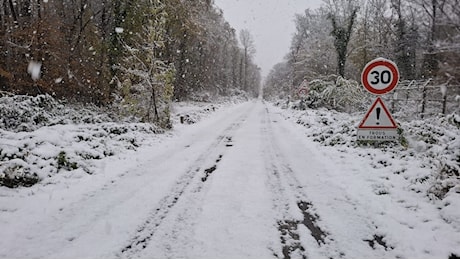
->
<box><xmin>361</xmin><ymin>58</ymin><xmax>399</xmax><ymax>95</ymax></box>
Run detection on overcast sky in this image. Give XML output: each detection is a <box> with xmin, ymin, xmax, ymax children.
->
<box><xmin>213</xmin><ymin>0</ymin><xmax>324</xmax><ymax>78</ymax></box>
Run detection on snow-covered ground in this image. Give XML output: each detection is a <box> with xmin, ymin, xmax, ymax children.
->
<box><xmin>0</xmin><ymin>96</ymin><xmax>459</xmax><ymax>258</ymax></box>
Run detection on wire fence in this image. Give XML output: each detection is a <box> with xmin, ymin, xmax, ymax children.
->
<box><xmin>381</xmin><ymin>79</ymin><xmax>460</xmax><ymax>120</ymax></box>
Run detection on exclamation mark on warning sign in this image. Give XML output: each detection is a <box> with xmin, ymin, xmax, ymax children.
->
<box><xmin>376</xmin><ymin>107</ymin><xmax>381</xmax><ymax>125</ymax></box>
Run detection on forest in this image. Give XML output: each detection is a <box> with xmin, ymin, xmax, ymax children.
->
<box><xmin>0</xmin><ymin>0</ymin><xmax>261</xmax><ymax>127</ymax></box>
<box><xmin>1</xmin><ymin>0</ymin><xmax>459</xmax><ymax>126</ymax></box>
<box><xmin>264</xmin><ymin>0</ymin><xmax>460</xmax><ymax>105</ymax></box>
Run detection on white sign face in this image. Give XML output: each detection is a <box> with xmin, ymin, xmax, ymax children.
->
<box><xmin>359</xmin><ymin>98</ymin><xmax>397</xmax><ymax>128</ymax></box>
<box><xmin>357</xmin><ymin>129</ymin><xmax>398</xmax><ymax>141</ymax></box>
<box><xmin>361</xmin><ymin>58</ymin><xmax>399</xmax><ymax>95</ymax></box>
<box><xmin>365</xmin><ymin>65</ymin><xmax>393</xmax><ymax>90</ymax></box>
<box><xmin>297</xmin><ymin>79</ymin><xmax>310</xmax><ymax>97</ymax></box>
<box><xmin>299</xmin><ymin>79</ymin><xmax>309</xmax><ymax>89</ymax></box>
<box><xmin>297</xmin><ymin>88</ymin><xmax>309</xmax><ymax>97</ymax></box>
<box><xmin>357</xmin><ymin>97</ymin><xmax>398</xmax><ymax>141</ymax></box>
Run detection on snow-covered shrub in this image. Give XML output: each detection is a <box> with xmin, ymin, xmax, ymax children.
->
<box><xmin>0</xmin><ymin>158</ymin><xmax>39</xmax><ymax>188</ymax></box>
<box><xmin>404</xmin><ymin>113</ymin><xmax>460</xmax><ymax>199</ymax></box>
<box><xmin>176</xmin><ymin>104</ymin><xmax>218</xmax><ymax>125</ymax></box>
<box><xmin>0</xmin><ymin>122</ymin><xmax>163</xmax><ymax>188</ymax></box>
<box><xmin>0</xmin><ymin>93</ymin><xmax>119</xmax><ymax>132</ymax></box>
<box><xmin>0</xmin><ymin>93</ymin><xmax>169</xmax><ymax>188</ymax></box>
<box><xmin>288</xmin><ymin>105</ymin><xmax>459</xmax><ymax>201</ymax></box>
<box><xmin>304</xmin><ymin>75</ymin><xmax>369</xmax><ymax>113</ymax></box>
<box><xmin>56</xmin><ymin>151</ymin><xmax>79</xmax><ymax>171</ymax></box>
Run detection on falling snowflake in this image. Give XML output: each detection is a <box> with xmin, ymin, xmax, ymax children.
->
<box><xmin>27</xmin><ymin>61</ymin><xmax>42</xmax><ymax>81</ymax></box>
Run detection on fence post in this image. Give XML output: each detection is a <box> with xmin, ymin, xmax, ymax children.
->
<box><xmin>406</xmin><ymin>80</ymin><xmax>415</xmax><ymax>104</ymax></box>
<box><xmin>421</xmin><ymin>86</ymin><xmax>427</xmax><ymax>119</ymax></box>
<box><xmin>441</xmin><ymin>78</ymin><xmax>453</xmax><ymax>115</ymax></box>
<box><xmin>442</xmin><ymin>93</ymin><xmax>447</xmax><ymax>115</ymax></box>
<box><xmin>420</xmin><ymin>78</ymin><xmax>432</xmax><ymax>119</ymax></box>
<box><xmin>392</xmin><ymin>91</ymin><xmax>397</xmax><ymax>113</ymax></box>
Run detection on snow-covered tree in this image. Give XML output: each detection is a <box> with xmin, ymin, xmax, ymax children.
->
<box><xmin>265</xmin><ymin>0</ymin><xmax>460</xmax><ymax>103</ymax></box>
<box><xmin>288</xmin><ymin>8</ymin><xmax>336</xmax><ymax>85</ymax></box>
<box><xmin>114</xmin><ymin>0</ymin><xmax>175</xmax><ymax>127</ymax></box>
<box><xmin>239</xmin><ymin>29</ymin><xmax>256</xmax><ymax>93</ymax></box>
<box><xmin>263</xmin><ymin>62</ymin><xmax>292</xmax><ymax>100</ymax></box>
<box><xmin>391</xmin><ymin>0</ymin><xmax>419</xmax><ymax>80</ymax></box>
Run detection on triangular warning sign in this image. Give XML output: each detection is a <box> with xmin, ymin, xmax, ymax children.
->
<box><xmin>358</xmin><ymin>97</ymin><xmax>397</xmax><ymax>129</ymax></box>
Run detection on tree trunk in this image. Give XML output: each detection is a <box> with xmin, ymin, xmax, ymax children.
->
<box><xmin>422</xmin><ymin>0</ymin><xmax>439</xmax><ymax>77</ymax></box>
<box><xmin>8</xmin><ymin>0</ymin><xmax>17</xmax><ymax>24</ymax></box>
<box><xmin>329</xmin><ymin>7</ymin><xmax>358</xmax><ymax>78</ymax></box>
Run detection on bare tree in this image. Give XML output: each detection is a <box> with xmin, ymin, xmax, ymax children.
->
<box><xmin>239</xmin><ymin>29</ymin><xmax>256</xmax><ymax>92</ymax></box>
<box><xmin>326</xmin><ymin>0</ymin><xmax>359</xmax><ymax>78</ymax></box>
<box><xmin>392</xmin><ymin>0</ymin><xmax>418</xmax><ymax>79</ymax></box>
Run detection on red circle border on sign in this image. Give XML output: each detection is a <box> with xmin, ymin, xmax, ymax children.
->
<box><xmin>361</xmin><ymin>59</ymin><xmax>399</xmax><ymax>95</ymax></box>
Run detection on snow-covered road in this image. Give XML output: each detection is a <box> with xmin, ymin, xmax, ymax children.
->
<box><xmin>1</xmin><ymin>100</ymin><xmax>459</xmax><ymax>258</ymax></box>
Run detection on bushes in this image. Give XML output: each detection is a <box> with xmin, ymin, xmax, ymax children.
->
<box><xmin>56</xmin><ymin>152</ymin><xmax>78</xmax><ymax>171</ymax></box>
<box><xmin>305</xmin><ymin>76</ymin><xmax>369</xmax><ymax>112</ymax></box>
<box><xmin>0</xmin><ymin>93</ymin><xmax>118</xmax><ymax>132</ymax></box>
<box><xmin>0</xmin><ymin>156</ymin><xmax>40</xmax><ymax>188</ymax></box>
<box><xmin>0</xmin><ymin>94</ymin><xmax>163</xmax><ymax>188</ymax></box>
<box><xmin>282</xmin><ymin>75</ymin><xmax>371</xmax><ymax>113</ymax></box>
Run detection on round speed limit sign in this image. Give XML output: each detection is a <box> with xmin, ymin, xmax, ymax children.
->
<box><xmin>361</xmin><ymin>58</ymin><xmax>399</xmax><ymax>95</ymax></box>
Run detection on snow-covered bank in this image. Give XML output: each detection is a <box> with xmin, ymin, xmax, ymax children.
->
<box><xmin>277</xmin><ymin>104</ymin><xmax>460</xmax><ymax>199</ymax></box>
<box><xmin>271</xmin><ymin>103</ymin><xmax>460</xmax><ymax>257</ymax></box>
<box><xmin>0</xmin><ymin>94</ymin><xmax>243</xmax><ymax>188</ymax></box>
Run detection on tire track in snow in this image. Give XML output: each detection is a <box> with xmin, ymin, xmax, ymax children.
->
<box><xmin>117</xmin><ymin>107</ymin><xmax>249</xmax><ymax>258</ymax></box>
<box><xmin>261</xmin><ymin>104</ymin><xmax>342</xmax><ymax>259</ymax></box>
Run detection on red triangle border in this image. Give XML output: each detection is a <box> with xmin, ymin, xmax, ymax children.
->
<box><xmin>358</xmin><ymin>97</ymin><xmax>398</xmax><ymax>129</ymax></box>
